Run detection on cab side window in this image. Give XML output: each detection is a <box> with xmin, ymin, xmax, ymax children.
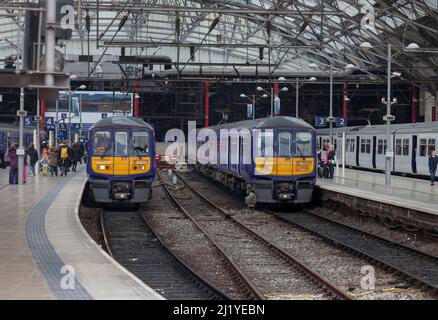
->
<box><xmin>93</xmin><ymin>131</ymin><xmax>112</xmax><ymax>156</ymax></box>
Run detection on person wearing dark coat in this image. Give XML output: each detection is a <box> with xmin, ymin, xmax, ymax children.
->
<box><xmin>70</xmin><ymin>143</ymin><xmax>82</xmax><ymax>172</ymax></box>
<box><xmin>429</xmin><ymin>150</ymin><xmax>438</xmax><ymax>186</ymax></box>
<box><xmin>27</xmin><ymin>143</ymin><xmax>39</xmax><ymax>176</ymax></box>
<box><xmin>0</xmin><ymin>141</ymin><xmax>5</xmax><ymax>169</ymax></box>
<box><xmin>8</xmin><ymin>144</ymin><xmax>18</xmax><ymax>184</ymax></box>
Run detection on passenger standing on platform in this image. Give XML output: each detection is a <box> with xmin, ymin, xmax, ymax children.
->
<box><xmin>58</xmin><ymin>142</ymin><xmax>72</xmax><ymax>177</ymax></box>
<box><xmin>327</xmin><ymin>143</ymin><xmax>336</xmax><ymax>179</ymax></box>
<box><xmin>8</xmin><ymin>144</ymin><xmax>18</xmax><ymax>184</ymax></box>
<box><xmin>48</xmin><ymin>147</ymin><xmax>58</xmax><ymax>177</ymax></box>
<box><xmin>71</xmin><ymin>142</ymin><xmax>81</xmax><ymax>172</ymax></box>
<box><xmin>428</xmin><ymin>149</ymin><xmax>438</xmax><ymax>186</ymax></box>
<box><xmin>40</xmin><ymin>149</ymin><xmax>49</xmax><ymax>176</ymax></box>
<box><xmin>27</xmin><ymin>143</ymin><xmax>39</xmax><ymax>176</ymax></box>
<box><xmin>0</xmin><ymin>141</ymin><xmax>5</xmax><ymax>169</ymax></box>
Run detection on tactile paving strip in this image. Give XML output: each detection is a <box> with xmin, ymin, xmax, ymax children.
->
<box><xmin>25</xmin><ymin>174</ymin><xmax>93</xmax><ymax>300</ymax></box>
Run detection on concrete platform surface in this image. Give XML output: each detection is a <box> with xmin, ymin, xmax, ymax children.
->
<box><xmin>317</xmin><ymin>168</ymin><xmax>438</xmax><ymax>216</ymax></box>
<box><xmin>0</xmin><ymin>166</ymin><xmax>163</xmax><ymax>300</ymax></box>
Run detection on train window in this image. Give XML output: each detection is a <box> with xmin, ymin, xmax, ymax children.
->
<box><xmin>428</xmin><ymin>138</ymin><xmax>436</xmax><ymax>156</ymax></box>
<box><xmin>402</xmin><ymin>139</ymin><xmax>409</xmax><ymax>156</ymax></box>
<box><xmin>93</xmin><ymin>131</ymin><xmax>112</xmax><ymax>156</ymax></box>
<box><xmin>296</xmin><ymin>132</ymin><xmax>312</xmax><ymax>156</ymax></box>
<box><xmin>377</xmin><ymin>139</ymin><xmax>387</xmax><ymax>155</ymax></box>
<box><xmin>395</xmin><ymin>139</ymin><xmax>402</xmax><ymax>156</ymax></box>
<box><xmin>346</xmin><ymin>139</ymin><xmax>355</xmax><ymax>152</ymax></box>
<box><xmin>360</xmin><ymin>138</ymin><xmax>371</xmax><ymax>154</ymax></box>
<box><xmin>419</xmin><ymin>139</ymin><xmax>427</xmax><ymax>156</ymax></box>
<box><xmin>278</xmin><ymin>132</ymin><xmax>292</xmax><ymax>157</ymax></box>
<box><xmin>256</xmin><ymin>131</ymin><xmax>274</xmax><ymax>157</ymax></box>
<box><xmin>322</xmin><ymin>139</ymin><xmax>330</xmax><ymax>151</ymax></box>
<box><xmin>115</xmin><ymin>131</ymin><xmax>128</xmax><ymax>156</ymax></box>
<box><xmin>132</xmin><ymin>131</ymin><xmax>149</xmax><ymax>156</ymax></box>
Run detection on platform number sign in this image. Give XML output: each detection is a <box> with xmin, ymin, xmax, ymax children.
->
<box><xmin>336</xmin><ymin>117</ymin><xmax>347</xmax><ymax>127</ymax></box>
<box><xmin>45</xmin><ymin>117</ymin><xmax>55</xmax><ymax>130</ymax></box>
<box><xmin>61</xmin><ymin>113</ymin><xmax>67</xmax><ymax>120</ymax></box>
<box><xmin>25</xmin><ymin>116</ymin><xmax>32</xmax><ymax>127</ymax></box>
<box><xmin>59</xmin><ymin>123</ymin><xmax>67</xmax><ymax>131</ymax></box>
<box><xmin>314</xmin><ymin>116</ymin><xmax>326</xmax><ymax>127</ymax></box>
<box><xmin>101</xmin><ymin>113</ymin><xmax>107</xmax><ymax>119</ymax></box>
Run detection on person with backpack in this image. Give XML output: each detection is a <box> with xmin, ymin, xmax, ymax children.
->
<box><xmin>48</xmin><ymin>147</ymin><xmax>58</xmax><ymax>177</ymax></box>
<box><xmin>0</xmin><ymin>141</ymin><xmax>5</xmax><ymax>169</ymax></box>
<box><xmin>57</xmin><ymin>141</ymin><xmax>72</xmax><ymax>177</ymax></box>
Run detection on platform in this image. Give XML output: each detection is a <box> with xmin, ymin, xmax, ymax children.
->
<box><xmin>317</xmin><ymin>168</ymin><xmax>438</xmax><ymax>228</ymax></box>
<box><xmin>0</xmin><ymin>166</ymin><xmax>163</xmax><ymax>300</ymax></box>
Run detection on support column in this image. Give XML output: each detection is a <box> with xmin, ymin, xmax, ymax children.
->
<box><xmin>41</xmin><ymin>97</ymin><xmax>45</xmax><ymax>131</ymax></box>
<box><xmin>204</xmin><ymin>80</ymin><xmax>209</xmax><ymax>127</ymax></box>
<box><xmin>133</xmin><ymin>93</ymin><xmax>140</xmax><ymax>117</ymax></box>
<box><xmin>273</xmin><ymin>80</ymin><xmax>279</xmax><ymax>96</ymax></box>
<box><xmin>412</xmin><ymin>85</ymin><xmax>417</xmax><ymax>123</ymax></box>
<box><xmin>342</xmin><ymin>81</ymin><xmax>348</xmax><ymax>121</ymax></box>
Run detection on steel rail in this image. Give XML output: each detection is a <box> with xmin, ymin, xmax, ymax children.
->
<box><xmin>270</xmin><ymin>209</ymin><xmax>438</xmax><ymax>293</ymax></box>
<box><xmin>157</xmin><ymin>170</ymin><xmax>265</xmax><ymax>300</ymax></box>
<box><xmin>171</xmin><ymin>170</ymin><xmax>352</xmax><ymax>300</ymax></box>
<box><xmin>99</xmin><ymin>208</ymin><xmax>232</xmax><ymax>300</ymax></box>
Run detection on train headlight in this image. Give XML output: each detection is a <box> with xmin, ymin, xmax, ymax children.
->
<box><xmin>99</xmin><ymin>165</ymin><xmax>106</xmax><ymax>170</ymax></box>
<box><xmin>138</xmin><ymin>166</ymin><xmax>145</xmax><ymax>170</ymax></box>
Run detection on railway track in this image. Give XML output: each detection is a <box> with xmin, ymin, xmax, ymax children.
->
<box><xmin>161</xmin><ymin>170</ymin><xmax>351</xmax><ymax>300</ymax></box>
<box><xmin>270</xmin><ymin>210</ymin><xmax>438</xmax><ymax>294</ymax></box>
<box><xmin>100</xmin><ymin>208</ymin><xmax>231</xmax><ymax>300</ymax></box>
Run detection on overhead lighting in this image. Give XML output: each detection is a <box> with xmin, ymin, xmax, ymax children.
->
<box><xmin>308</xmin><ymin>63</ymin><xmax>318</xmax><ymax>69</ymax></box>
<box><xmin>280</xmin><ymin>87</ymin><xmax>288</xmax><ymax>92</ymax></box>
<box><xmin>360</xmin><ymin>42</ymin><xmax>373</xmax><ymax>49</ymax></box>
<box><xmin>70</xmin><ymin>74</ymin><xmax>78</xmax><ymax>80</ymax></box>
<box><xmin>391</xmin><ymin>71</ymin><xmax>402</xmax><ymax>78</ymax></box>
<box><xmin>344</xmin><ymin>96</ymin><xmax>350</xmax><ymax>101</ymax></box>
<box><xmin>344</xmin><ymin>64</ymin><xmax>356</xmax><ymax>70</ymax></box>
<box><xmin>278</xmin><ymin>76</ymin><xmax>286</xmax><ymax>81</ymax></box>
<box><xmin>308</xmin><ymin>77</ymin><xmax>317</xmax><ymax>81</ymax></box>
<box><xmin>262</xmin><ymin>94</ymin><xmax>268</xmax><ymax>98</ymax></box>
<box><xmin>256</xmin><ymin>86</ymin><xmax>263</xmax><ymax>92</ymax></box>
<box><xmin>240</xmin><ymin>94</ymin><xmax>247</xmax><ymax>98</ymax></box>
<box><xmin>406</xmin><ymin>43</ymin><xmax>420</xmax><ymax>50</ymax></box>
<box><xmin>79</xmin><ymin>85</ymin><xmax>87</xmax><ymax>90</ymax></box>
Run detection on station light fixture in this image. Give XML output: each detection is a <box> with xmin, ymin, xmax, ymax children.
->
<box><xmin>406</xmin><ymin>43</ymin><xmax>420</xmax><ymax>50</ymax></box>
<box><xmin>360</xmin><ymin>41</ymin><xmax>373</xmax><ymax>49</ymax></box>
<box><xmin>280</xmin><ymin>87</ymin><xmax>288</xmax><ymax>92</ymax></box>
<box><xmin>344</xmin><ymin>63</ymin><xmax>356</xmax><ymax>70</ymax></box>
<box><xmin>308</xmin><ymin>76</ymin><xmax>317</xmax><ymax>81</ymax></box>
<box><xmin>278</xmin><ymin>76</ymin><xmax>286</xmax><ymax>81</ymax></box>
<box><xmin>240</xmin><ymin>93</ymin><xmax>247</xmax><ymax>98</ymax></box>
<box><xmin>391</xmin><ymin>71</ymin><xmax>402</xmax><ymax>78</ymax></box>
<box><xmin>308</xmin><ymin>63</ymin><xmax>318</xmax><ymax>69</ymax></box>
<box><xmin>256</xmin><ymin>86</ymin><xmax>263</xmax><ymax>92</ymax></box>
<box><xmin>262</xmin><ymin>94</ymin><xmax>268</xmax><ymax>98</ymax></box>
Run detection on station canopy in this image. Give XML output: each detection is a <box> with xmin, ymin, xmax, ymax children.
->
<box><xmin>0</xmin><ymin>0</ymin><xmax>437</xmax><ymax>90</ymax></box>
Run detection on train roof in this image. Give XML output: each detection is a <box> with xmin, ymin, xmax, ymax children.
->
<box><xmin>317</xmin><ymin>122</ymin><xmax>438</xmax><ymax>135</ymax></box>
<box><xmin>209</xmin><ymin>116</ymin><xmax>314</xmax><ymax>131</ymax></box>
<box><xmin>91</xmin><ymin>116</ymin><xmax>154</xmax><ymax>130</ymax></box>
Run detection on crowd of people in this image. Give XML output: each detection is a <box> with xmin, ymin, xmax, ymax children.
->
<box><xmin>6</xmin><ymin>141</ymin><xmax>85</xmax><ymax>184</ymax></box>
<box><xmin>317</xmin><ymin>143</ymin><xmax>336</xmax><ymax>179</ymax></box>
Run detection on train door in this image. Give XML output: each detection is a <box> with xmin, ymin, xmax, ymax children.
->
<box><xmin>375</xmin><ymin>136</ymin><xmax>387</xmax><ymax>171</ymax></box>
<box><xmin>394</xmin><ymin>135</ymin><xmax>411</xmax><ymax>174</ymax></box>
<box><xmin>113</xmin><ymin>130</ymin><xmax>130</xmax><ymax>175</ymax></box>
<box><xmin>372</xmin><ymin>136</ymin><xmax>377</xmax><ymax>169</ymax></box>
<box><xmin>416</xmin><ymin>135</ymin><xmax>436</xmax><ymax>175</ymax></box>
<box><xmin>359</xmin><ymin>135</ymin><xmax>373</xmax><ymax>169</ymax></box>
<box><xmin>412</xmin><ymin>135</ymin><xmax>417</xmax><ymax>174</ymax></box>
